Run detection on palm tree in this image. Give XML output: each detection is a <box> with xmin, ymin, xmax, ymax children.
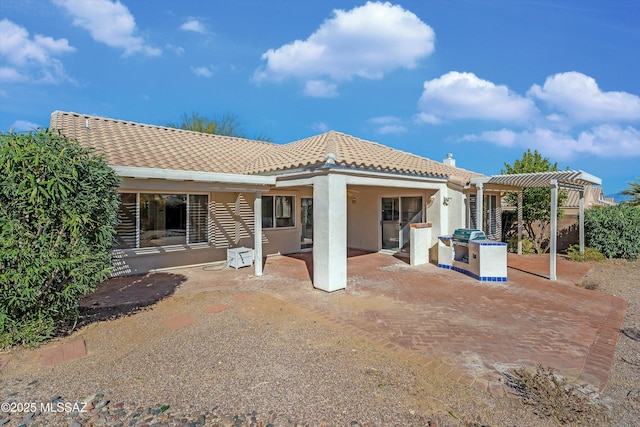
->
<box><xmin>621</xmin><ymin>178</ymin><xmax>640</xmax><ymax>206</ymax></box>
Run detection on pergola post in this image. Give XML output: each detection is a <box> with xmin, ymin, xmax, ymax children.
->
<box><xmin>550</xmin><ymin>180</ymin><xmax>558</xmax><ymax>281</ymax></box>
<box><xmin>253</xmin><ymin>191</ymin><xmax>263</xmax><ymax>276</ymax></box>
<box><xmin>579</xmin><ymin>189</ymin><xmax>585</xmax><ymax>254</ymax></box>
<box><xmin>517</xmin><ymin>191</ymin><xmax>523</xmax><ymax>255</ymax></box>
<box><xmin>476</xmin><ymin>183</ymin><xmax>484</xmax><ymax>232</ymax></box>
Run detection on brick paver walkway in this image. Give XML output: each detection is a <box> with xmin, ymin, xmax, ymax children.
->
<box><xmin>170</xmin><ymin>251</ymin><xmax>626</xmax><ymax>393</ymax></box>
<box><xmin>39</xmin><ymin>339</ymin><xmax>87</xmax><ymax>367</ymax></box>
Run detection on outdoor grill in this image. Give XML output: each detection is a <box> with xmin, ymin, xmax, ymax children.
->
<box><xmin>452</xmin><ymin>228</ymin><xmax>487</xmax><ymax>247</ymax></box>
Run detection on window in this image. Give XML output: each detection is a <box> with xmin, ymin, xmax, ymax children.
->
<box><xmin>188</xmin><ymin>194</ymin><xmax>209</xmax><ymax>244</ymax></box>
<box><xmin>114</xmin><ymin>192</ymin><xmax>209</xmax><ymax>249</ymax></box>
<box><xmin>262</xmin><ymin>195</ymin><xmax>295</xmax><ymax>228</ymax></box>
<box><xmin>115</xmin><ymin>193</ymin><xmax>137</xmax><ymax>249</ymax></box>
<box><xmin>140</xmin><ymin>194</ymin><xmax>186</xmax><ymax>247</ymax></box>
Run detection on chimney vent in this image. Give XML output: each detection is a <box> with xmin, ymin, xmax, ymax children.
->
<box><xmin>443</xmin><ymin>153</ymin><xmax>456</xmax><ymax>167</ymax></box>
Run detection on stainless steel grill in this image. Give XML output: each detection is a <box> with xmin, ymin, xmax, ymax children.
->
<box><xmin>452</xmin><ymin>228</ymin><xmax>487</xmax><ymax>247</ymax></box>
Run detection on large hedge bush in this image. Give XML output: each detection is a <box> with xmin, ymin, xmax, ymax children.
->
<box><xmin>0</xmin><ymin>130</ymin><xmax>120</xmax><ymax>348</ymax></box>
<box><xmin>584</xmin><ymin>204</ymin><xmax>640</xmax><ymax>260</ymax></box>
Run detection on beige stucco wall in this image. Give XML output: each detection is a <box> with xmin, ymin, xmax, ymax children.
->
<box><xmin>346</xmin><ymin>185</ymin><xmax>439</xmax><ymax>252</ymax></box>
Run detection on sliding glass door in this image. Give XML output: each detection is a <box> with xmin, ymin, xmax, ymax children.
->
<box><xmin>381</xmin><ymin>196</ymin><xmax>423</xmax><ymax>252</ymax></box>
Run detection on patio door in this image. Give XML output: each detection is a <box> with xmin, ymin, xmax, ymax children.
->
<box><xmin>381</xmin><ymin>197</ymin><xmax>400</xmax><ymax>249</ymax></box>
<box><xmin>300</xmin><ymin>197</ymin><xmax>313</xmax><ymax>250</ymax></box>
<box><xmin>381</xmin><ymin>196</ymin><xmax>423</xmax><ymax>251</ymax></box>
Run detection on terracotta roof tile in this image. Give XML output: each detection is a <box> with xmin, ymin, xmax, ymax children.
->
<box><xmin>50</xmin><ymin>112</ymin><xmax>482</xmax><ymax>183</ymax></box>
<box><xmin>50</xmin><ymin>111</ymin><xmax>275</xmax><ymax>174</ymax></box>
<box><xmin>245</xmin><ymin>130</ymin><xmax>481</xmax><ymax>182</ymax></box>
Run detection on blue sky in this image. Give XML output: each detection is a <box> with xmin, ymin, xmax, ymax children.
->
<box><xmin>1</xmin><ymin>0</ymin><xmax>639</xmax><ymax>196</ymax></box>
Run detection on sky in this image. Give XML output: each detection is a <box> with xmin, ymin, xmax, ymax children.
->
<box><xmin>1</xmin><ymin>0</ymin><xmax>639</xmax><ymax>196</ymax></box>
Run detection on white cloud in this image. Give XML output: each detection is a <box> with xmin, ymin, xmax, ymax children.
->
<box><xmin>191</xmin><ymin>66</ymin><xmax>213</xmax><ymax>78</ymax></box>
<box><xmin>528</xmin><ymin>72</ymin><xmax>640</xmax><ymax>123</ymax></box>
<box><xmin>0</xmin><ymin>66</ymin><xmax>27</xmax><ymax>82</ymax></box>
<box><xmin>461</xmin><ymin>125</ymin><xmax>640</xmax><ymax>159</ymax></box>
<box><xmin>418</xmin><ymin>71</ymin><xmax>538</xmax><ymax>122</ymax></box>
<box><xmin>180</xmin><ymin>18</ymin><xmax>206</xmax><ymax>34</ymax></box>
<box><xmin>303</xmin><ymin>80</ymin><xmax>338</xmax><ymax>97</ymax></box>
<box><xmin>0</xmin><ymin>19</ymin><xmax>75</xmax><ymax>83</ymax></box>
<box><xmin>413</xmin><ymin>112</ymin><xmax>441</xmax><ymax>125</ymax></box>
<box><xmin>312</xmin><ymin>121</ymin><xmax>329</xmax><ymax>133</ymax></box>
<box><xmin>166</xmin><ymin>44</ymin><xmax>185</xmax><ymax>56</ymax></box>
<box><xmin>52</xmin><ymin>0</ymin><xmax>160</xmax><ymax>56</ymax></box>
<box><xmin>254</xmin><ymin>1</ymin><xmax>434</xmax><ymax>94</ymax></box>
<box><xmin>460</xmin><ymin>129</ymin><xmax>517</xmax><ymax>147</ymax></box>
<box><xmin>11</xmin><ymin>120</ymin><xmax>41</xmax><ymax>132</ymax></box>
<box><xmin>368</xmin><ymin>116</ymin><xmax>407</xmax><ymax>134</ymax></box>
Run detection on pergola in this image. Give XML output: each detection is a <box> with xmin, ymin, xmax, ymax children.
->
<box><xmin>470</xmin><ymin>170</ymin><xmax>602</xmax><ymax>280</ymax></box>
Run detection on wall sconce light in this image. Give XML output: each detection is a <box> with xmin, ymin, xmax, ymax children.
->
<box><xmin>352</xmin><ymin>197</ymin><xmax>357</xmax><ymax>204</ymax></box>
<box><xmin>443</xmin><ymin>197</ymin><xmax>452</xmax><ymax>206</ymax></box>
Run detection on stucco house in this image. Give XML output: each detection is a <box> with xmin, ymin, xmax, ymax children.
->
<box><xmin>50</xmin><ymin>111</ymin><xmax>505</xmax><ymax>291</ymax></box>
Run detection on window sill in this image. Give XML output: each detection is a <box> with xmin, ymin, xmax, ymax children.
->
<box><xmin>112</xmin><ymin>242</ymin><xmax>211</xmax><ymax>256</ymax></box>
<box><xmin>262</xmin><ymin>226</ymin><xmax>297</xmax><ymax>231</ymax></box>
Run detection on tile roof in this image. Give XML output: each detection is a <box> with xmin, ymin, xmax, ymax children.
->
<box><xmin>565</xmin><ymin>187</ymin><xmax>615</xmax><ymax>208</ymax></box>
<box><xmin>245</xmin><ymin>131</ymin><xmax>481</xmax><ymax>182</ymax></box>
<box><xmin>50</xmin><ymin>111</ymin><xmax>481</xmax><ymax>183</ymax></box>
<box><xmin>50</xmin><ymin>111</ymin><xmax>275</xmax><ymax>174</ymax></box>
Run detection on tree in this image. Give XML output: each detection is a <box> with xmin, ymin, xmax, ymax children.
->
<box><xmin>502</xmin><ymin>149</ymin><xmax>568</xmax><ymax>254</ymax></box>
<box><xmin>0</xmin><ymin>130</ymin><xmax>120</xmax><ymax>348</ymax></box>
<box><xmin>166</xmin><ymin>112</ymin><xmax>272</xmax><ymax>142</ymax></box>
<box><xmin>621</xmin><ymin>178</ymin><xmax>640</xmax><ymax>206</ymax></box>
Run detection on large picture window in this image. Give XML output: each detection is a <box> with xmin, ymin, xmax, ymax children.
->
<box><xmin>262</xmin><ymin>195</ymin><xmax>295</xmax><ymax>228</ymax></box>
<box><xmin>114</xmin><ymin>192</ymin><xmax>209</xmax><ymax>249</ymax></box>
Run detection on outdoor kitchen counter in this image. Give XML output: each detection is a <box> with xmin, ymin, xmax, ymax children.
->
<box><xmin>466</xmin><ymin>240</ymin><xmax>508</xmax><ymax>282</ymax></box>
<box><xmin>438</xmin><ymin>233</ymin><xmax>508</xmax><ymax>282</ymax></box>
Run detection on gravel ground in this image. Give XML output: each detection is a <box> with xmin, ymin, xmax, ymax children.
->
<box><xmin>1</xmin><ymin>258</ymin><xmax>638</xmax><ymax>427</ymax></box>
<box><xmin>579</xmin><ymin>258</ymin><xmax>640</xmax><ymax>427</ymax></box>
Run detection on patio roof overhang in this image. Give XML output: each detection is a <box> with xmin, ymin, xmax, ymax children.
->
<box><xmin>111</xmin><ymin>165</ymin><xmax>276</xmax><ymax>190</ymax></box>
<box><xmin>469</xmin><ymin>170</ymin><xmax>602</xmax><ymax>281</ymax></box>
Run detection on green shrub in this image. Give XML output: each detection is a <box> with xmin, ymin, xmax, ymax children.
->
<box><xmin>0</xmin><ymin>130</ymin><xmax>120</xmax><ymax>348</ymax></box>
<box><xmin>584</xmin><ymin>204</ymin><xmax>640</xmax><ymax>260</ymax></box>
<box><xmin>567</xmin><ymin>245</ymin><xmax>605</xmax><ymax>262</ymax></box>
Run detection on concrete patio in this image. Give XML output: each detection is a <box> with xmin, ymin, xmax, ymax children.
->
<box><xmin>77</xmin><ymin>251</ymin><xmax>626</xmax><ymax>395</ymax></box>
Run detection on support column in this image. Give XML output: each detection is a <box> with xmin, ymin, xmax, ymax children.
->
<box><xmin>579</xmin><ymin>189</ymin><xmax>585</xmax><ymax>254</ymax></box>
<box><xmin>476</xmin><ymin>183</ymin><xmax>484</xmax><ymax>232</ymax></box>
<box><xmin>550</xmin><ymin>180</ymin><xmax>558</xmax><ymax>281</ymax></box>
<box><xmin>313</xmin><ymin>174</ymin><xmax>347</xmax><ymax>292</ymax></box>
<box><xmin>253</xmin><ymin>191</ymin><xmax>263</xmax><ymax>276</ymax></box>
<box><xmin>517</xmin><ymin>191</ymin><xmax>523</xmax><ymax>255</ymax></box>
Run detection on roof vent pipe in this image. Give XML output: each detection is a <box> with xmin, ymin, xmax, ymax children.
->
<box><xmin>443</xmin><ymin>153</ymin><xmax>455</xmax><ymax>167</ymax></box>
<box><xmin>85</xmin><ymin>118</ymin><xmax>90</xmax><ymax>129</ymax></box>
<box><xmin>325</xmin><ymin>152</ymin><xmax>337</xmax><ymax>165</ymax></box>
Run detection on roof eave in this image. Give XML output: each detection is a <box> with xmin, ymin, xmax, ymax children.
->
<box><xmin>111</xmin><ymin>165</ymin><xmax>276</xmax><ymax>186</ymax></box>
